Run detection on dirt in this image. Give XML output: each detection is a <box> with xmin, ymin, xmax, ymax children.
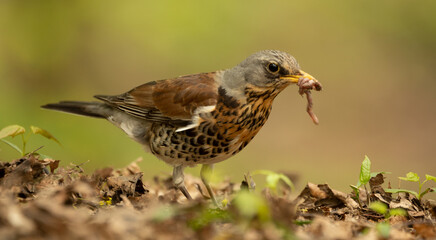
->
<box><xmin>0</xmin><ymin>156</ymin><xmax>435</xmax><ymax>240</ymax></box>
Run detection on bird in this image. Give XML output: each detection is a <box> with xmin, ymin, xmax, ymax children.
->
<box><xmin>42</xmin><ymin>50</ymin><xmax>322</xmax><ymax>204</ymax></box>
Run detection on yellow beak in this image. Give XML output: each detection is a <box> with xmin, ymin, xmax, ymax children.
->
<box><xmin>279</xmin><ymin>70</ymin><xmax>317</xmax><ymax>83</ymax></box>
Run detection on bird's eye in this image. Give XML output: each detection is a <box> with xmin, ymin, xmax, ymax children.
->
<box><xmin>267</xmin><ymin>62</ymin><xmax>280</xmax><ymax>73</ymax></box>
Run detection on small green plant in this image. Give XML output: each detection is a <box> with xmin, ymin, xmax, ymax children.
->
<box><xmin>188</xmin><ymin>207</ymin><xmax>231</xmax><ymax>230</ymax></box>
<box><xmin>252</xmin><ymin>170</ymin><xmax>295</xmax><ymax>194</ymax></box>
<box><xmin>369</xmin><ymin>201</ymin><xmax>407</xmax><ymax>218</ymax></box>
<box><xmin>375</xmin><ymin>222</ymin><xmax>390</xmax><ymax>239</ymax></box>
<box><xmin>385</xmin><ymin>172</ymin><xmax>436</xmax><ymax>200</ymax></box>
<box><xmin>350</xmin><ymin>156</ymin><xmax>390</xmax><ymax>207</ymax></box>
<box><xmin>0</xmin><ymin>124</ymin><xmax>60</xmax><ymax>157</ymax></box>
<box><xmin>369</xmin><ymin>201</ymin><xmax>407</xmax><ymax>238</ymax></box>
<box><xmin>232</xmin><ymin>190</ymin><xmax>270</xmax><ymax>223</ymax></box>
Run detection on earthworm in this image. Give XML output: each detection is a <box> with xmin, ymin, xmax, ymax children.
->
<box><xmin>305</xmin><ymin>91</ymin><xmax>319</xmax><ymax>125</ymax></box>
<box><xmin>298</xmin><ymin>79</ymin><xmax>322</xmax><ymax>125</ymax></box>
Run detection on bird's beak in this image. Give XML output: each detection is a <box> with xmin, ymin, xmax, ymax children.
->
<box><xmin>279</xmin><ymin>70</ymin><xmax>317</xmax><ymax>83</ymax></box>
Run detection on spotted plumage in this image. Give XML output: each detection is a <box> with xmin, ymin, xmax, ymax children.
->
<box><xmin>42</xmin><ymin>50</ymin><xmax>322</xmax><ymax>203</ymax></box>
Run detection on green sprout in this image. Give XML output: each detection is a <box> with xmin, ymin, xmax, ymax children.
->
<box><xmin>350</xmin><ymin>155</ymin><xmax>390</xmax><ymax>207</ymax></box>
<box><xmin>369</xmin><ymin>201</ymin><xmax>407</xmax><ymax>219</ymax></box>
<box><xmin>252</xmin><ymin>170</ymin><xmax>295</xmax><ymax>194</ymax></box>
<box><xmin>232</xmin><ymin>190</ymin><xmax>270</xmax><ymax>223</ymax></box>
<box><xmin>385</xmin><ymin>172</ymin><xmax>436</xmax><ymax>200</ymax></box>
<box><xmin>369</xmin><ymin>201</ymin><xmax>407</xmax><ymax>239</ymax></box>
<box><xmin>0</xmin><ymin>124</ymin><xmax>60</xmax><ymax>157</ymax></box>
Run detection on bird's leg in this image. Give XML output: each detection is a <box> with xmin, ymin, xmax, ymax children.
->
<box><xmin>172</xmin><ymin>165</ymin><xmax>192</xmax><ymax>200</ymax></box>
<box><xmin>200</xmin><ymin>164</ymin><xmax>218</xmax><ymax>206</ymax></box>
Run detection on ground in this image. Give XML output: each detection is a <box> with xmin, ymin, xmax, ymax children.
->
<box><xmin>0</xmin><ymin>156</ymin><xmax>435</xmax><ymax>240</ymax></box>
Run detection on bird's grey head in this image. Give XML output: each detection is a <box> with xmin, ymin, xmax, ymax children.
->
<box><xmin>241</xmin><ymin>50</ymin><xmax>303</xmax><ymax>88</ymax></box>
<box><xmin>223</xmin><ymin>50</ymin><xmax>303</xmax><ymax>90</ymax></box>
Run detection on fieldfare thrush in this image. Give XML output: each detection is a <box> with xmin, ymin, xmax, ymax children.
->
<box><xmin>42</xmin><ymin>50</ymin><xmax>322</xmax><ymax>204</ymax></box>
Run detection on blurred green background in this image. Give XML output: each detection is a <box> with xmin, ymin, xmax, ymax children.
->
<box><xmin>1</xmin><ymin>1</ymin><xmax>435</xmax><ymax>192</ymax></box>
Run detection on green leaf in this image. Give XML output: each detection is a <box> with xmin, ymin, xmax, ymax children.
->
<box><xmin>419</xmin><ymin>188</ymin><xmax>435</xmax><ymax>199</ymax></box>
<box><xmin>0</xmin><ymin>139</ymin><xmax>23</xmax><ymax>155</ymax></box>
<box><xmin>265</xmin><ymin>174</ymin><xmax>280</xmax><ymax>192</ymax></box>
<box><xmin>350</xmin><ymin>184</ymin><xmax>360</xmax><ymax>193</ymax></box>
<box><xmin>278</xmin><ymin>173</ymin><xmax>295</xmax><ymax>191</ymax></box>
<box><xmin>357</xmin><ymin>172</ymin><xmax>391</xmax><ymax>187</ymax></box>
<box><xmin>0</xmin><ymin>125</ymin><xmax>25</xmax><ymax>139</ymax></box>
<box><xmin>359</xmin><ymin>155</ymin><xmax>371</xmax><ymax>185</ymax></box>
<box><xmin>376</xmin><ymin>222</ymin><xmax>390</xmax><ymax>238</ymax></box>
<box><xmin>355</xmin><ymin>180</ymin><xmax>362</xmax><ymax>188</ymax></box>
<box><xmin>350</xmin><ymin>185</ymin><xmax>361</xmax><ymax>204</ymax></box>
<box><xmin>399</xmin><ymin>172</ymin><xmax>419</xmax><ymax>182</ymax></box>
<box><xmin>385</xmin><ymin>188</ymin><xmax>418</xmax><ymax>198</ymax></box>
<box><xmin>30</xmin><ymin>126</ymin><xmax>60</xmax><ymax>144</ymax></box>
<box><xmin>389</xmin><ymin>208</ymin><xmax>407</xmax><ymax>217</ymax></box>
<box><xmin>425</xmin><ymin>174</ymin><xmax>436</xmax><ymax>183</ymax></box>
<box><xmin>252</xmin><ymin>170</ymin><xmax>295</xmax><ymax>192</ymax></box>
<box><xmin>34</xmin><ymin>152</ymin><xmax>53</xmax><ymax>160</ymax></box>
<box><xmin>369</xmin><ymin>201</ymin><xmax>388</xmax><ymax>215</ymax></box>
<box><xmin>233</xmin><ymin>191</ymin><xmax>270</xmax><ymax>222</ymax></box>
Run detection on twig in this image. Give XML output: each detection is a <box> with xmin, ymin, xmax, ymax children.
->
<box><xmin>26</xmin><ymin>146</ymin><xmax>44</xmax><ymax>157</ymax></box>
<box><xmin>71</xmin><ymin>160</ymin><xmax>90</xmax><ymax>173</ymax></box>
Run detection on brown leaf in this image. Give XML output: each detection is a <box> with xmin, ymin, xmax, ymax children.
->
<box><xmin>263</xmin><ymin>188</ymin><xmax>296</xmax><ymax>228</ymax></box>
<box><xmin>331</xmin><ymin>189</ymin><xmax>360</xmax><ymax>209</ymax></box>
<box><xmin>369</xmin><ymin>173</ymin><xmax>384</xmax><ymax>189</ymax></box>
<box><xmin>390</xmin><ymin>193</ymin><xmax>414</xmax><ymax>210</ymax></box>
<box><xmin>295</xmin><ymin>183</ymin><xmax>348</xmax><ymax>210</ymax></box>
<box><xmin>48</xmin><ymin>160</ymin><xmax>60</xmax><ymax>174</ymax></box>
<box><xmin>408</xmin><ymin>210</ymin><xmax>425</xmax><ymax>218</ymax></box>
<box><xmin>388</xmin><ymin>215</ymin><xmax>407</xmax><ymax>225</ymax></box>
<box><xmin>369</xmin><ymin>174</ymin><xmax>392</xmax><ymax>204</ymax></box>
<box><xmin>1</xmin><ymin>156</ymin><xmax>46</xmax><ymax>188</ymax></box>
<box><xmin>106</xmin><ymin>173</ymin><xmax>148</xmax><ymax>204</ymax></box>
<box><xmin>373</xmin><ymin>193</ymin><xmax>390</xmax><ymax>205</ymax></box>
<box><xmin>426</xmin><ymin>199</ymin><xmax>436</xmax><ymax>218</ymax></box>
<box><xmin>414</xmin><ymin>223</ymin><xmax>436</xmax><ymax>239</ymax></box>
<box><xmin>92</xmin><ymin>167</ymin><xmax>113</xmax><ymax>182</ymax></box>
<box><xmin>296</xmin><ymin>216</ymin><xmax>353</xmax><ymax>239</ymax></box>
<box><xmin>241</xmin><ymin>173</ymin><xmax>256</xmax><ymax>191</ymax></box>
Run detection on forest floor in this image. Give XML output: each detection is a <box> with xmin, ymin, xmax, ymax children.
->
<box><xmin>0</xmin><ymin>155</ymin><xmax>435</xmax><ymax>240</ymax></box>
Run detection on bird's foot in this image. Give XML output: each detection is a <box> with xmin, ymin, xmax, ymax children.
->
<box><xmin>173</xmin><ymin>165</ymin><xmax>193</xmax><ymax>200</ymax></box>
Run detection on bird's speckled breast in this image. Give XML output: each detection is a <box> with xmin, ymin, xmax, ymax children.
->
<box><xmin>148</xmin><ymin>85</ymin><xmax>280</xmax><ymax>167</ymax></box>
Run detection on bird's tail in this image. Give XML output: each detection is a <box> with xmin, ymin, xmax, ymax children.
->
<box><xmin>41</xmin><ymin>101</ymin><xmax>111</xmax><ymax>119</ymax></box>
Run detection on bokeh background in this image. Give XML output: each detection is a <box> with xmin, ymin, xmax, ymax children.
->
<box><xmin>1</xmin><ymin>1</ymin><xmax>435</xmax><ymax>192</ymax></box>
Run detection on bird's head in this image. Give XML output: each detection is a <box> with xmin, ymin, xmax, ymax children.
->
<box><xmin>240</xmin><ymin>50</ymin><xmax>318</xmax><ymax>89</ymax></box>
<box><xmin>223</xmin><ymin>50</ymin><xmax>319</xmax><ymax>91</ymax></box>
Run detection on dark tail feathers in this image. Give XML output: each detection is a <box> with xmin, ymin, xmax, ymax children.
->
<box><xmin>41</xmin><ymin>101</ymin><xmax>109</xmax><ymax>119</ymax></box>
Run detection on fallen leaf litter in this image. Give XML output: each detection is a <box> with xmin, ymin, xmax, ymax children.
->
<box><xmin>0</xmin><ymin>156</ymin><xmax>435</xmax><ymax>240</ymax></box>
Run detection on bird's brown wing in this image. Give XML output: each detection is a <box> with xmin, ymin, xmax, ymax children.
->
<box><xmin>95</xmin><ymin>72</ymin><xmax>219</xmax><ymax>126</ymax></box>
